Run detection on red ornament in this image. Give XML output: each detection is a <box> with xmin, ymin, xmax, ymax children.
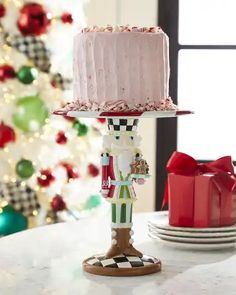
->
<box><xmin>17</xmin><ymin>3</ymin><xmax>51</xmax><ymax>36</ymax></box>
<box><xmin>88</xmin><ymin>163</ymin><xmax>100</xmax><ymax>177</ymax></box>
<box><xmin>96</xmin><ymin>118</ymin><xmax>106</xmax><ymax>124</ymax></box>
<box><xmin>0</xmin><ymin>3</ymin><xmax>6</xmax><ymax>18</ymax></box>
<box><xmin>56</xmin><ymin>131</ymin><xmax>67</xmax><ymax>144</ymax></box>
<box><xmin>51</xmin><ymin>195</ymin><xmax>66</xmax><ymax>212</ymax></box>
<box><xmin>61</xmin><ymin>162</ymin><xmax>79</xmax><ymax>180</ymax></box>
<box><xmin>50</xmin><ymin>79</ymin><xmax>57</xmax><ymax>88</ymax></box>
<box><xmin>61</xmin><ymin>12</ymin><xmax>73</xmax><ymax>24</ymax></box>
<box><xmin>0</xmin><ymin>64</ymin><xmax>16</xmax><ymax>82</ymax></box>
<box><xmin>0</xmin><ymin>122</ymin><xmax>16</xmax><ymax>148</ymax></box>
<box><xmin>63</xmin><ymin>115</ymin><xmax>75</xmax><ymax>122</ymax></box>
<box><xmin>37</xmin><ymin>169</ymin><xmax>55</xmax><ymax>187</ymax></box>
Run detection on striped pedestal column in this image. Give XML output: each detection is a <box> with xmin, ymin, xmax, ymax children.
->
<box><xmin>111</xmin><ymin>203</ymin><xmax>133</xmax><ymax>227</ymax></box>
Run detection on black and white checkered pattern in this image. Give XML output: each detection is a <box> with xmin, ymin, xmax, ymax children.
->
<box><xmin>108</xmin><ymin>119</ymin><xmax>139</xmax><ymax>132</ymax></box>
<box><xmin>51</xmin><ymin>73</ymin><xmax>72</xmax><ymax>90</ymax></box>
<box><xmin>0</xmin><ymin>181</ymin><xmax>40</xmax><ymax>217</ymax></box>
<box><xmin>7</xmin><ymin>34</ymin><xmax>51</xmax><ymax>72</ymax></box>
<box><xmin>87</xmin><ymin>254</ymin><xmax>157</xmax><ymax>268</ymax></box>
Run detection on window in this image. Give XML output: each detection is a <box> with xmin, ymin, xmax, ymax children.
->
<box><xmin>156</xmin><ymin>0</ymin><xmax>236</xmax><ymax>209</ymax></box>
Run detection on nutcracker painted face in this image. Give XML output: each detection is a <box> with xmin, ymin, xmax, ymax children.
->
<box><xmin>103</xmin><ymin>119</ymin><xmax>141</xmax><ymax>151</ymax></box>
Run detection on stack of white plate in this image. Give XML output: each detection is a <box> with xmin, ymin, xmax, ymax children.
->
<box><xmin>148</xmin><ymin>211</ymin><xmax>236</xmax><ymax>250</ymax></box>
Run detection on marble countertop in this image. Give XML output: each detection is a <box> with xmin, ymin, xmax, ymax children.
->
<box><xmin>0</xmin><ymin>212</ymin><xmax>236</xmax><ymax>295</ymax></box>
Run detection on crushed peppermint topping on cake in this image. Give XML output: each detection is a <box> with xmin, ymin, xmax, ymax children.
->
<box><xmin>81</xmin><ymin>25</ymin><xmax>162</xmax><ymax>33</ymax></box>
<box><xmin>54</xmin><ymin>98</ymin><xmax>177</xmax><ymax>115</ymax></box>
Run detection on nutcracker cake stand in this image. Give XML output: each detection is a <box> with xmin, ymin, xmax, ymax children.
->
<box><xmin>54</xmin><ymin>109</ymin><xmax>192</xmax><ymax>276</ymax></box>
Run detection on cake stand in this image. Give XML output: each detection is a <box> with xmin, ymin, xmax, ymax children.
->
<box><xmin>54</xmin><ymin>109</ymin><xmax>192</xmax><ymax>276</ymax></box>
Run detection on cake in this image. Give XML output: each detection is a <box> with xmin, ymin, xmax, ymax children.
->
<box><xmin>56</xmin><ymin>25</ymin><xmax>177</xmax><ymax>114</ymax></box>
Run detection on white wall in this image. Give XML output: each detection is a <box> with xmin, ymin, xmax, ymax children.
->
<box><xmin>84</xmin><ymin>0</ymin><xmax>157</xmax><ymax>27</ymax></box>
<box><xmin>84</xmin><ymin>0</ymin><xmax>157</xmax><ymax>212</ymax></box>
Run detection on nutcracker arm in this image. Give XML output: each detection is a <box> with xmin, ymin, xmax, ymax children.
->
<box><xmin>135</xmin><ymin>148</ymin><xmax>150</xmax><ymax>168</ymax></box>
<box><xmin>131</xmin><ymin>149</ymin><xmax>150</xmax><ymax>185</ymax></box>
<box><xmin>101</xmin><ymin>152</ymin><xmax>110</xmax><ymax>193</ymax></box>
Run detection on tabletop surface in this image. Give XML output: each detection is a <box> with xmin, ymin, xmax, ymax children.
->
<box><xmin>0</xmin><ymin>212</ymin><xmax>236</xmax><ymax>295</ymax></box>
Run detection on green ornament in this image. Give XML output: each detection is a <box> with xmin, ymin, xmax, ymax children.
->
<box><xmin>73</xmin><ymin>120</ymin><xmax>89</xmax><ymax>136</ymax></box>
<box><xmin>84</xmin><ymin>194</ymin><xmax>102</xmax><ymax>210</ymax></box>
<box><xmin>16</xmin><ymin>159</ymin><xmax>35</xmax><ymax>179</ymax></box>
<box><xmin>0</xmin><ymin>205</ymin><xmax>28</xmax><ymax>236</ymax></box>
<box><xmin>12</xmin><ymin>95</ymin><xmax>48</xmax><ymax>132</ymax></box>
<box><xmin>17</xmin><ymin>66</ymin><xmax>38</xmax><ymax>84</ymax></box>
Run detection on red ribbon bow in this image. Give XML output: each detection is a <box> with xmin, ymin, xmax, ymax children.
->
<box><xmin>162</xmin><ymin>152</ymin><xmax>236</xmax><ymax>209</ymax></box>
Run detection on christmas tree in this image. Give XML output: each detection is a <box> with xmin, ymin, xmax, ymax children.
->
<box><xmin>0</xmin><ymin>0</ymin><xmax>105</xmax><ymax>235</ymax></box>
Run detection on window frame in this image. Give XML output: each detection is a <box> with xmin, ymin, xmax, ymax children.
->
<box><xmin>155</xmin><ymin>0</ymin><xmax>178</xmax><ymax>210</ymax></box>
<box><xmin>155</xmin><ymin>0</ymin><xmax>236</xmax><ymax>210</ymax></box>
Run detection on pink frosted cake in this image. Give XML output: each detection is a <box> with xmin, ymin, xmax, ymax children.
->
<box><xmin>56</xmin><ymin>25</ymin><xmax>177</xmax><ymax>114</ymax></box>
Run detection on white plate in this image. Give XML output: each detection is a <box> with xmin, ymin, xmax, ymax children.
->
<box><xmin>53</xmin><ymin>110</ymin><xmax>193</xmax><ymax>118</ymax></box>
<box><xmin>148</xmin><ymin>232</ymin><xmax>236</xmax><ymax>250</ymax></box>
<box><xmin>148</xmin><ymin>230</ymin><xmax>236</xmax><ymax>243</ymax></box>
<box><xmin>149</xmin><ymin>211</ymin><xmax>236</xmax><ymax>233</ymax></box>
<box><xmin>148</xmin><ymin>223</ymin><xmax>236</xmax><ymax>238</ymax></box>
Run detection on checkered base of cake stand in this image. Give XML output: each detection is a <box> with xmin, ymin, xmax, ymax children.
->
<box><xmin>83</xmin><ymin>254</ymin><xmax>161</xmax><ymax>276</ymax></box>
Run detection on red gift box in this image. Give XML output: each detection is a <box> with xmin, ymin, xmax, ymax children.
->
<box><xmin>163</xmin><ymin>152</ymin><xmax>236</xmax><ymax>228</ymax></box>
<box><xmin>194</xmin><ymin>174</ymin><xmax>221</xmax><ymax>227</ymax></box>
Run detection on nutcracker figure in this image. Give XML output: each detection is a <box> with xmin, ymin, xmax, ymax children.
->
<box><xmin>83</xmin><ymin>118</ymin><xmax>161</xmax><ymax>276</ymax></box>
